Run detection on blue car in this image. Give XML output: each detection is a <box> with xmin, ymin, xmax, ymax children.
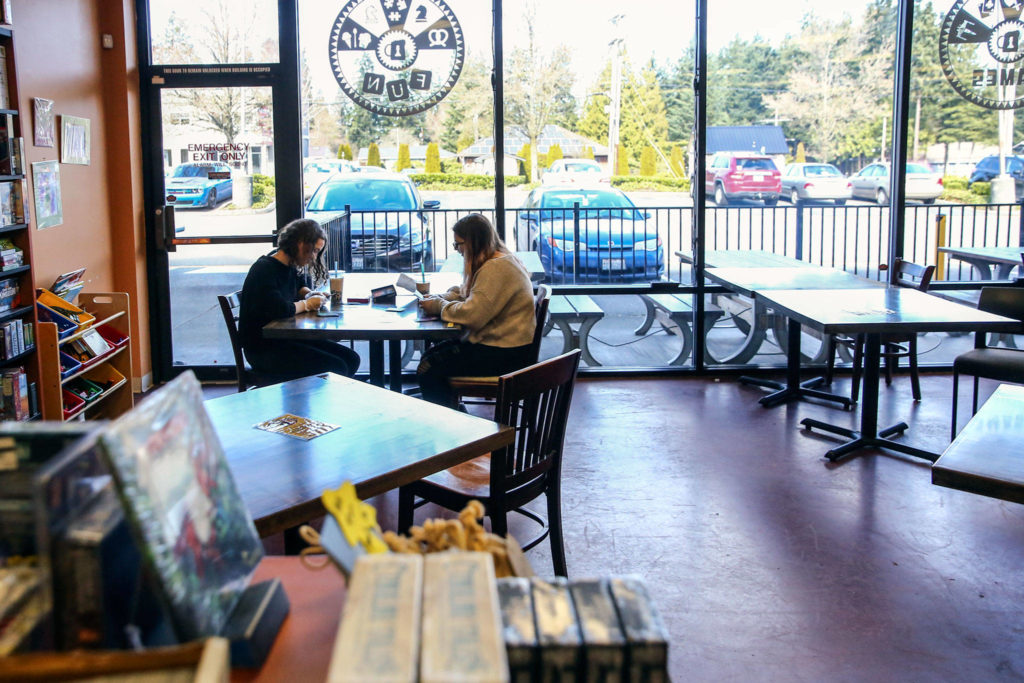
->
<box><xmin>166</xmin><ymin>162</ymin><xmax>234</xmax><ymax>209</ymax></box>
<box><xmin>305</xmin><ymin>171</ymin><xmax>438</xmax><ymax>272</ymax></box>
<box><xmin>518</xmin><ymin>186</ymin><xmax>664</xmax><ymax>282</ymax></box>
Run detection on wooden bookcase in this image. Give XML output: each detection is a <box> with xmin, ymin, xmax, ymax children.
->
<box><xmin>0</xmin><ymin>18</ymin><xmax>40</xmax><ymax>422</ymax></box>
<box><xmin>37</xmin><ymin>292</ymin><xmax>133</xmax><ymax>421</ymax></box>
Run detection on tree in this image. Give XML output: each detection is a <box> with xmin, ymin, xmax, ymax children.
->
<box><xmin>456</xmin><ymin>131</ymin><xmax>475</xmax><ymax>152</ymax></box>
<box><xmin>337</xmin><ymin>143</ymin><xmax>353</xmax><ymax>160</ymax></box>
<box><xmin>616</xmin><ymin>145</ymin><xmax>630</xmax><ymax>175</ymax></box>
<box><xmin>518</xmin><ymin>143</ymin><xmax>533</xmax><ymax>181</ymax></box>
<box><xmin>546</xmin><ymin>143</ymin><xmax>564</xmax><ymax>168</ymax></box>
<box><xmin>437</xmin><ymin>58</ymin><xmax>493</xmax><ymax>154</ymax></box>
<box><xmin>640</xmin><ymin>146</ymin><xmax>657</xmax><ymax>176</ymax></box>
<box><xmin>505</xmin><ymin>3</ymin><xmax>576</xmax><ymax>186</ymax></box>
<box><xmin>795</xmin><ymin>142</ymin><xmax>807</xmax><ymax>163</ymax></box>
<box><xmin>669</xmin><ymin>145</ymin><xmax>685</xmax><ymax>177</ymax></box>
<box><xmin>425</xmin><ymin>143</ymin><xmax>441</xmax><ymax>173</ymax></box>
<box><xmin>396</xmin><ymin>143</ymin><xmax>411</xmax><ymax>171</ymax></box>
<box><xmin>582</xmin><ymin>146</ymin><xmax>595</xmax><ymax>160</ymax></box>
<box><xmin>367</xmin><ymin>143</ymin><xmax>382</xmax><ymax>168</ymax></box>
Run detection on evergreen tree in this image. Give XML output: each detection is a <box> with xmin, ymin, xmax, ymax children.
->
<box><xmin>669</xmin><ymin>145</ymin><xmax>685</xmax><ymax>177</ymax></box>
<box><xmin>456</xmin><ymin>131</ymin><xmax>475</xmax><ymax>152</ymax></box>
<box><xmin>425</xmin><ymin>143</ymin><xmax>441</xmax><ymax>173</ymax></box>
<box><xmin>795</xmin><ymin>142</ymin><xmax>807</xmax><ymax>163</ymax></box>
<box><xmin>518</xmin><ymin>143</ymin><xmax>533</xmax><ymax>181</ymax></box>
<box><xmin>582</xmin><ymin>146</ymin><xmax>595</xmax><ymax>160</ymax></box>
<box><xmin>337</xmin><ymin>144</ymin><xmax>345</xmax><ymax>160</ymax></box>
<box><xmin>396</xmin><ymin>143</ymin><xmax>411</xmax><ymax>171</ymax></box>
<box><xmin>340</xmin><ymin>143</ymin><xmax>353</xmax><ymax>160</ymax></box>
<box><xmin>546</xmin><ymin>143</ymin><xmax>564</xmax><ymax>167</ymax></box>
<box><xmin>367</xmin><ymin>143</ymin><xmax>382</xmax><ymax>167</ymax></box>
<box><xmin>616</xmin><ymin>145</ymin><xmax>630</xmax><ymax>175</ymax></box>
<box><xmin>640</xmin><ymin>146</ymin><xmax>657</xmax><ymax>176</ymax></box>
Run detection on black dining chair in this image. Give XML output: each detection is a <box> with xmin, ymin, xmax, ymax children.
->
<box><xmin>825</xmin><ymin>258</ymin><xmax>935</xmax><ymax>401</ymax></box>
<box><xmin>217</xmin><ymin>291</ymin><xmax>293</xmax><ymax>392</ymax></box>
<box><xmin>398</xmin><ymin>349</ymin><xmax>582</xmax><ymax>577</ymax></box>
<box><xmin>951</xmin><ymin>286</ymin><xmax>1024</xmax><ymax>439</ymax></box>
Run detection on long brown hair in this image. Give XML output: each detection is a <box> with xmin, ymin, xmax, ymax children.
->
<box><xmin>453</xmin><ymin>214</ymin><xmax>509</xmax><ymax>293</ymax></box>
<box><xmin>277</xmin><ymin>218</ymin><xmax>328</xmax><ymax>286</ymax></box>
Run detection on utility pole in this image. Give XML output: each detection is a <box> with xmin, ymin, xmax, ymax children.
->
<box><xmin>881</xmin><ymin>117</ymin><xmax>886</xmax><ymax>162</ymax></box>
<box><xmin>608</xmin><ymin>14</ymin><xmax>624</xmax><ymax>175</ymax></box>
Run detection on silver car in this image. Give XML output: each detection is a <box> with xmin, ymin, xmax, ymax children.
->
<box><xmin>781</xmin><ymin>163</ymin><xmax>852</xmax><ymax>205</ymax></box>
<box><xmin>849</xmin><ymin>162</ymin><xmax>943</xmax><ymax>205</ymax></box>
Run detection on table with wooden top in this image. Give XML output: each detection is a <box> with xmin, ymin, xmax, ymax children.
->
<box><xmin>675</xmin><ymin>249</ymin><xmax>815</xmax><ymax>269</ymax></box>
<box><xmin>207</xmin><ymin>373</ymin><xmax>513</xmax><ymax>538</ymax></box>
<box><xmin>706</xmin><ymin>266</ymin><xmax>884</xmax><ymax>407</ymax></box>
<box><xmin>932</xmin><ymin>384</ymin><xmax>1024</xmax><ymax>505</ymax></box>
<box><xmin>938</xmin><ymin>245</ymin><xmax>1024</xmax><ymax>280</ymax></box>
<box><xmin>756</xmin><ymin>287</ymin><xmax>1023</xmax><ymax>462</ymax></box>
<box><xmin>264</xmin><ymin>272</ymin><xmax>462</xmax><ymax>391</ymax></box>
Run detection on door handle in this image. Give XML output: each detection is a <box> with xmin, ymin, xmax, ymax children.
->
<box><xmin>156</xmin><ymin>205</ymin><xmax>176</xmax><ymax>252</ymax></box>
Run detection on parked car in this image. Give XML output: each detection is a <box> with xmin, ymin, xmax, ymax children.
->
<box><xmin>517</xmin><ymin>185</ymin><xmax>664</xmax><ymax>282</ymax></box>
<box><xmin>968</xmin><ymin>155</ymin><xmax>1024</xmax><ymax>199</ymax></box>
<box><xmin>303</xmin><ymin>158</ymin><xmax>356</xmax><ymax>199</ymax></box>
<box><xmin>542</xmin><ymin>158</ymin><xmax>609</xmax><ymax>185</ymax></box>
<box><xmin>781</xmin><ymin>163</ymin><xmax>852</xmax><ymax>205</ymax></box>
<box><xmin>165</xmin><ymin>162</ymin><xmax>233</xmax><ymax>209</ymax></box>
<box><xmin>849</xmin><ymin>162</ymin><xmax>943</xmax><ymax>204</ymax></box>
<box><xmin>705</xmin><ymin>153</ymin><xmax>781</xmax><ymax>206</ymax></box>
<box><xmin>305</xmin><ymin>171</ymin><xmax>439</xmax><ymax>271</ymax></box>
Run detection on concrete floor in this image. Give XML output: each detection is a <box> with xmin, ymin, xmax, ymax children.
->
<box><xmin>206</xmin><ymin>371</ymin><xmax>1024</xmax><ymax>681</ymax></box>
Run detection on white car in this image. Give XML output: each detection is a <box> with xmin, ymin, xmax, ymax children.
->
<box><xmin>303</xmin><ymin>158</ymin><xmax>356</xmax><ymax>198</ymax></box>
<box><xmin>849</xmin><ymin>162</ymin><xmax>943</xmax><ymax>205</ymax></box>
<box><xmin>542</xmin><ymin>159</ymin><xmax>610</xmax><ymax>185</ymax></box>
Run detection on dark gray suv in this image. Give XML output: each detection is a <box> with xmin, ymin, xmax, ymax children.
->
<box><xmin>969</xmin><ymin>155</ymin><xmax>1024</xmax><ymax>199</ymax></box>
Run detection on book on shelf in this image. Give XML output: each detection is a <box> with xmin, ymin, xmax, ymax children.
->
<box><xmin>0</xmin><ymin>114</ymin><xmax>12</xmax><ymax>175</ymax></box>
<box><xmin>8</xmin><ymin>178</ymin><xmax>26</xmax><ymax>224</ymax></box>
<box><xmin>9</xmin><ymin>137</ymin><xmax>22</xmax><ymax>176</ymax></box>
<box><xmin>1</xmin><ymin>367</ymin><xmax>29</xmax><ymax>421</ymax></box>
<box><xmin>0</xmin><ymin>276</ymin><xmax>18</xmax><ymax>312</ymax></box>
<box><xmin>0</xmin><ymin>46</ymin><xmax>8</xmax><ymax>111</ymax></box>
<box><xmin>0</xmin><ymin>237</ymin><xmax>23</xmax><ymax>269</ymax></box>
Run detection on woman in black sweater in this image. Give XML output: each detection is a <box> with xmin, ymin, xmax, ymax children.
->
<box><xmin>239</xmin><ymin>218</ymin><xmax>360</xmax><ymax>379</ymax></box>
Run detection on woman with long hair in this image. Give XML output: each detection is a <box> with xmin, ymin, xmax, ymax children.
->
<box><xmin>238</xmin><ymin>217</ymin><xmax>360</xmax><ymax>379</ymax></box>
<box><xmin>417</xmin><ymin>213</ymin><xmax>535</xmax><ymax>407</ymax></box>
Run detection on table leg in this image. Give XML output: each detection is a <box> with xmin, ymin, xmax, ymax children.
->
<box><xmin>388</xmin><ymin>340</ymin><xmax>403</xmax><ymax>392</ymax></box>
<box><xmin>749</xmin><ymin>318</ymin><xmax>852</xmax><ymax>409</ymax></box>
<box><xmin>800</xmin><ymin>333</ymin><xmax>939</xmax><ymax>463</ymax></box>
<box><xmin>369</xmin><ymin>340</ymin><xmax>385</xmax><ymax>387</ymax></box>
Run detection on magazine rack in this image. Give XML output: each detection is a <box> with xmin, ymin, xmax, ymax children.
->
<box><xmin>37</xmin><ymin>292</ymin><xmax>132</xmax><ymax>421</ymax></box>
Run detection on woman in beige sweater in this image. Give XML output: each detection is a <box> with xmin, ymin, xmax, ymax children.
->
<box><xmin>417</xmin><ymin>214</ymin><xmax>536</xmax><ymax>407</ymax></box>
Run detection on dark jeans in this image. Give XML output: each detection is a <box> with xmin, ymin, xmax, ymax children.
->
<box><xmin>417</xmin><ymin>339</ymin><xmax>534</xmax><ymax>408</ymax></box>
<box><xmin>245</xmin><ymin>339</ymin><xmax>360</xmax><ymax>381</ymax></box>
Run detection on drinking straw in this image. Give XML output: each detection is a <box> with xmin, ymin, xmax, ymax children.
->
<box><xmin>420</xmin><ymin>259</ymin><xmax>426</xmax><ymax>283</ymax></box>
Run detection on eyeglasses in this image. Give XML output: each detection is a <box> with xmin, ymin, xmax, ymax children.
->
<box><xmin>452</xmin><ymin>240</ymin><xmax>465</xmax><ymax>251</ymax></box>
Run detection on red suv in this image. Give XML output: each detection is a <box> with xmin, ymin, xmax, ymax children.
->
<box><xmin>705</xmin><ymin>153</ymin><xmax>782</xmax><ymax>206</ymax></box>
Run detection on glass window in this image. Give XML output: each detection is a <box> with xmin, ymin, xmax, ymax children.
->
<box><xmin>804</xmin><ymin>164</ymin><xmax>841</xmax><ymax>177</ymax></box>
<box><xmin>307</xmin><ymin>178</ymin><xmax>418</xmax><ymax>212</ymax></box>
<box><xmin>149</xmin><ymin>0</ymin><xmax>279</xmax><ymax>64</ymax></box>
<box><xmin>736</xmin><ymin>158</ymin><xmax>776</xmax><ymax>171</ymax></box>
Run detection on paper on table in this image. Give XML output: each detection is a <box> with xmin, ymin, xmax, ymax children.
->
<box><xmin>254</xmin><ymin>413</ymin><xmax>339</xmax><ymax>440</ymax></box>
<box><xmin>396</xmin><ymin>273</ymin><xmax>424</xmax><ymax>299</ymax></box>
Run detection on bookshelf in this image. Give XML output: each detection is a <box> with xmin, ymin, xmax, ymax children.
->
<box><xmin>0</xmin><ymin>14</ymin><xmax>40</xmax><ymax>423</ymax></box>
<box><xmin>37</xmin><ymin>293</ymin><xmax>133</xmax><ymax>421</ymax></box>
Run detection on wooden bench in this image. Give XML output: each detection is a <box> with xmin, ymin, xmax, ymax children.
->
<box><xmin>543</xmin><ymin>294</ymin><xmax>604</xmax><ymax>366</ymax></box>
<box><xmin>634</xmin><ymin>293</ymin><xmax>725</xmax><ymax>365</ymax></box>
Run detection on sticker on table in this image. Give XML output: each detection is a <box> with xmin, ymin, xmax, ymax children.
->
<box><xmin>254</xmin><ymin>413</ymin><xmax>340</xmax><ymax>440</ymax></box>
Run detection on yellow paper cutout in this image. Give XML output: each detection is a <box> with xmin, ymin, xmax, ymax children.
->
<box><xmin>322</xmin><ymin>481</ymin><xmax>388</xmax><ymax>554</ymax></box>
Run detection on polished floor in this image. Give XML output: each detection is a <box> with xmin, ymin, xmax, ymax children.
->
<box><xmin>207</xmin><ymin>372</ymin><xmax>1024</xmax><ymax>681</ymax></box>
<box><xmin>410</xmin><ymin>372</ymin><xmax>1023</xmax><ymax>681</ymax></box>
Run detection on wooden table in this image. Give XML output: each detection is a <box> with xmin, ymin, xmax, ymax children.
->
<box><xmin>676</xmin><ymin>249</ymin><xmax>814</xmax><ymax>269</ymax></box>
<box><xmin>207</xmin><ymin>373</ymin><xmax>513</xmax><ymax>537</ymax></box>
<box><xmin>933</xmin><ymin>384</ymin><xmax>1024</xmax><ymax>505</ymax></box>
<box><xmin>755</xmin><ymin>287</ymin><xmax>1023</xmax><ymax>463</ymax></box>
<box><xmin>938</xmin><ymin>245</ymin><xmax>1024</xmax><ymax>280</ymax></box>
<box><xmin>231</xmin><ymin>556</ymin><xmax>346</xmax><ymax>683</ymax></box>
<box><xmin>442</xmin><ymin>250</ymin><xmax>547</xmax><ymax>283</ymax></box>
<box><xmin>264</xmin><ymin>272</ymin><xmax>462</xmax><ymax>391</ymax></box>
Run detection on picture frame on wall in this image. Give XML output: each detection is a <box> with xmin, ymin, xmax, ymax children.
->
<box><xmin>31</xmin><ymin>160</ymin><xmax>62</xmax><ymax>229</ymax></box>
<box><xmin>60</xmin><ymin>115</ymin><xmax>90</xmax><ymax>165</ymax></box>
<box><xmin>33</xmin><ymin>97</ymin><xmax>55</xmax><ymax>147</ymax></box>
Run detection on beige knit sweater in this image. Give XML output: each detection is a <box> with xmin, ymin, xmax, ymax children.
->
<box><xmin>438</xmin><ymin>254</ymin><xmax>535</xmax><ymax>347</ymax></box>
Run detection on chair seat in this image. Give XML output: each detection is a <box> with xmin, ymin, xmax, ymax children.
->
<box><xmin>420</xmin><ymin>454</ymin><xmax>492</xmax><ymax>499</ymax></box>
<box><xmin>954</xmin><ymin>347</ymin><xmax>1024</xmax><ymax>382</ymax></box>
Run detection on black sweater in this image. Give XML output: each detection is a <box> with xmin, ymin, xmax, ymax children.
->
<box><xmin>238</xmin><ymin>254</ymin><xmax>311</xmax><ymax>352</ymax></box>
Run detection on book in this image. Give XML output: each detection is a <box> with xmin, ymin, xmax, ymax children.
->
<box><xmin>97</xmin><ymin>371</ymin><xmax>263</xmax><ymax>640</ymax></box>
<box><xmin>420</xmin><ymin>552</ymin><xmax>509</xmax><ymax>683</ymax></box>
<box><xmin>496</xmin><ymin>577</ymin><xmax>539</xmax><ymax>683</ymax></box>
<box><xmin>608</xmin><ymin>577</ymin><xmax>669</xmax><ymax>682</ymax></box>
<box><xmin>327</xmin><ymin>554</ymin><xmax>422</xmax><ymax>683</ymax></box>
<box><xmin>569</xmin><ymin>578</ymin><xmax>627</xmax><ymax>680</ymax></box>
<box><xmin>10</xmin><ymin>178</ymin><xmax>26</xmax><ymax>224</ymax></box>
<box><xmin>0</xmin><ymin>277</ymin><xmax>17</xmax><ymax>311</ymax></box>
<box><xmin>0</xmin><ymin>182</ymin><xmax>11</xmax><ymax>227</ymax></box>
<box><xmin>531</xmin><ymin>576</ymin><xmax>582</xmax><ymax>680</ymax></box>
<box><xmin>0</xmin><ymin>47</ymin><xmax>8</xmax><ymax>110</ymax></box>
<box><xmin>10</xmin><ymin>137</ymin><xmax>23</xmax><ymax>176</ymax></box>
<box><xmin>51</xmin><ymin>268</ymin><xmax>86</xmax><ymax>301</ymax></box>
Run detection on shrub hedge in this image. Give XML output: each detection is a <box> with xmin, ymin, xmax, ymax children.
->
<box><xmin>610</xmin><ymin>174</ymin><xmax>689</xmax><ymax>191</ymax></box>
<box><xmin>252</xmin><ymin>173</ymin><xmax>275</xmax><ymax>208</ymax></box>
<box><xmin>409</xmin><ymin>173</ymin><xmax>528</xmax><ymax>190</ymax></box>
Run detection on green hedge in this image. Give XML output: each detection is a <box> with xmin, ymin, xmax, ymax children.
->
<box><xmin>409</xmin><ymin>173</ymin><xmax>528</xmax><ymax>190</ymax></box>
<box><xmin>942</xmin><ymin>175</ymin><xmax>968</xmax><ymax>191</ymax></box>
<box><xmin>970</xmin><ymin>181</ymin><xmax>991</xmax><ymax>198</ymax></box>
<box><xmin>610</xmin><ymin>174</ymin><xmax>690</xmax><ymax>191</ymax></box>
<box><xmin>252</xmin><ymin>173</ymin><xmax>275</xmax><ymax>208</ymax></box>
<box><xmin>941</xmin><ymin>188</ymin><xmax>986</xmax><ymax>204</ymax></box>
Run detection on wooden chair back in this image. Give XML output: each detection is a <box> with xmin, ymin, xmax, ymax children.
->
<box><xmin>893</xmin><ymin>257</ymin><xmax>934</xmax><ymax>292</ymax></box>
<box><xmin>490</xmin><ymin>349</ymin><xmax>581</xmax><ymax>503</ymax></box>
<box><xmin>217</xmin><ymin>291</ymin><xmax>250</xmax><ymax>392</ymax></box>
<box><xmin>976</xmin><ymin>286</ymin><xmax>1024</xmax><ymax>348</ymax></box>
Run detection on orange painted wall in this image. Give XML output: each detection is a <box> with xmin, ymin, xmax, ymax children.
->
<box><xmin>13</xmin><ymin>0</ymin><xmax>151</xmax><ymax>386</ymax></box>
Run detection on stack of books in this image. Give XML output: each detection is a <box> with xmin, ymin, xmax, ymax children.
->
<box><xmin>0</xmin><ymin>113</ymin><xmax>22</xmax><ymax>176</ymax></box>
<box><xmin>0</xmin><ymin>237</ymin><xmax>22</xmax><ymax>270</ymax></box>
<box><xmin>0</xmin><ymin>567</ymin><xmax>45</xmax><ymax>655</ymax></box>
<box><xmin>0</xmin><ymin>179</ymin><xmax>26</xmax><ymax>226</ymax></box>
<box><xmin>0</xmin><ymin>367</ymin><xmax>30</xmax><ymax>420</ymax></box>
<box><xmin>0</xmin><ymin>318</ymin><xmax>31</xmax><ymax>359</ymax></box>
